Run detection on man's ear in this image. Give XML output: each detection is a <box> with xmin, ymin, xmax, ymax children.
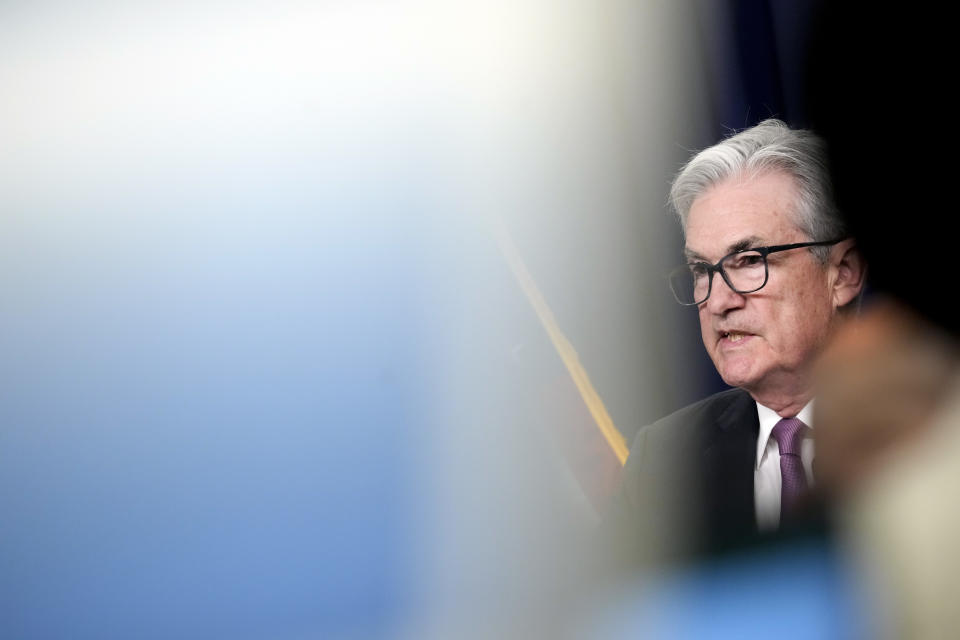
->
<box><xmin>830</xmin><ymin>239</ymin><xmax>867</xmax><ymax>309</ymax></box>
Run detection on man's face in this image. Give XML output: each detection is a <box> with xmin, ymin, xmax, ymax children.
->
<box><xmin>685</xmin><ymin>170</ymin><xmax>837</xmax><ymax>398</ymax></box>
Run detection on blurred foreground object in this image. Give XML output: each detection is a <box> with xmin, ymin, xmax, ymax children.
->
<box><xmin>815</xmin><ymin>304</ymin><xmax>958</xmax><ymax>494</ymax></box>
<box><xmin>816</xmin><ymin>302</ymin><xmax>960</xmax><ymax>638</ymax></box>
<box><xmin>0</xmin><ymin>1</ymin><xmax>704</xmax><ymax>637</ymax></box>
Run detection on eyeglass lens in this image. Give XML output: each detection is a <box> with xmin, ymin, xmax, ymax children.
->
<box><xmin>670</xmin><ymin>250</ymin><xmax>767</xmax><ymax>304</ymax></box>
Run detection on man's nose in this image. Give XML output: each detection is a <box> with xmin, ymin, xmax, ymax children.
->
<box><xmin>703</xmin><ymin>272</ymin><xmax>746</xmax><ymax>314</ymax></box>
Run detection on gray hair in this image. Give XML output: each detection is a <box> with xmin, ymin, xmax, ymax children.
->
<box><xmin>669</xmin><ymin>119</ymin><xmax>845</xmax><ymax>262</ymax></box>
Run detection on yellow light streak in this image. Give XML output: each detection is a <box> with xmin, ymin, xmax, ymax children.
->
<box><xmin>494</xmin><ymin>222</ymin><xmax>629</xmax><ymax>466</ymax></box>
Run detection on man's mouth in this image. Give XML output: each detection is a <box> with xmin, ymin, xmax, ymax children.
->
<box><xmin>721</xmin><ymin>331</ymin><xmax>751</xmax><ymax>343</ymax></box>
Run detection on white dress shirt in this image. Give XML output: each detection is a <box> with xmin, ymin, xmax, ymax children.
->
<box><xmin>754</xmin><ymin>400</ymin><xmax>815</xmax><ymax>531</ymax></box>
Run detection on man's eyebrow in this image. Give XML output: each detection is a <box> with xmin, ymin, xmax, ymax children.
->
<box><xmin>684</xmin><ymin>236</ymin><xmax>765</xmax><ymax>262</ymax></box>
<box><xmin>727</xmin><ymin>236</ymin><xmax>764</xmax><ymax>254</ymax></box>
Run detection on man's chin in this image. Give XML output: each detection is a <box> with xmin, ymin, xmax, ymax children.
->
<box><xmin>721</xmin><ymin>375</ymin><xmax>756</xmax><ymax>390</ymax></box>
<box><xmin>715</xmin><ymin>360</ymin><xmax>759</xmax><ymax>390</ymax></box>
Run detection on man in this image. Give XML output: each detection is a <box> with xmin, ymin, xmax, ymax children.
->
<box><xmin>606</xmin><ymin>119</ymin><xmax>866</xmax><ymax>561</ymax></box>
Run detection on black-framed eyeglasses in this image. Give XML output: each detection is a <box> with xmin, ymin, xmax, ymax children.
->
<box><xmin>668</xmin><ymin>238</ymin><xmax>846</xmax><ymax>306</ymax></box>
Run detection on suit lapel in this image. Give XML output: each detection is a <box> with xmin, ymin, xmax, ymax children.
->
<box><xmin>698</xmin><ymin>390</ymin><xmax>760</xmax><ymax>544</ymax></box>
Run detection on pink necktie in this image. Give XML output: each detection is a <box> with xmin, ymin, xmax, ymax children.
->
<box><xmin>771</xmin><ymin>417</ymin><xmax>809</xmax><ymax>518</ymax></box>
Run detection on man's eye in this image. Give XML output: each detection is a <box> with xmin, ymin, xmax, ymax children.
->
<box><xmin>727</xmin><ymin>252</ymin><xmax>764</xmax><ymax>269</ymax></box>
<box><xmin>689</xmin><ymin>264</ymin><xmax>709</xmax><ymax>278</ymax></box>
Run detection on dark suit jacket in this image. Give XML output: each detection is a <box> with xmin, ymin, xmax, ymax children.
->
<box><xmin>604</xmin><ymin>388</ymin><xmax>760</xmax><ymax>564</ymax></box>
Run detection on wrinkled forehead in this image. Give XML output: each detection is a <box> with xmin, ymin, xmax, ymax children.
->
<box><xmin>683</xmin><ymin>172</ymin><xmax>806</xmax><ymax>261</ymax></box>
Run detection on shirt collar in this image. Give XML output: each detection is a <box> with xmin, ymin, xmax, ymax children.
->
<box><xmin>755</xmin><ymin>399</ymin><xmax>815</xmax><ymax>470</ymax></box>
